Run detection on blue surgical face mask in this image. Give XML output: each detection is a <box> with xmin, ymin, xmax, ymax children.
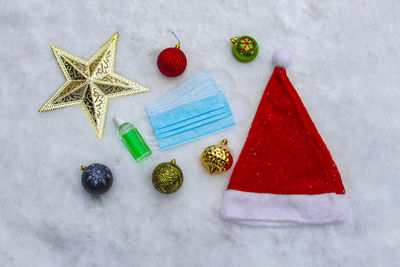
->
<box><xmin>146</xmin><ymin>70</ymin><xmax>235</xmax><ymax>150</ymax></box>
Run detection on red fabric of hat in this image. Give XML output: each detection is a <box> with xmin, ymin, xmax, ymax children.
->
<box><xmin>221</xmin><ymin>48</ymin><xmax>347</xmax><ymax>227</ymax></box>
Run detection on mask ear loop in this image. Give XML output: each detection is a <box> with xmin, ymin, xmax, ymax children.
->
<box><xmin>141</xmin><ymin>112</ymin><xmax>160</xmax><ymax>147</ymax></box>
<box><xmin>208</xmin><ymin>68</ymin><xmax>252</xmax><ymax>126</ymax></box>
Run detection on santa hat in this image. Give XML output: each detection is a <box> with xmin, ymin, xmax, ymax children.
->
<box><xmin>221</xmin><ymin>48</ymin><xmax>347</xmax><ymax>226</ymax></box>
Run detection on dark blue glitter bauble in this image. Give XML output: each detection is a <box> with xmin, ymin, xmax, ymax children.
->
<box><xmin>81</xmin><ymin>163</ymin><xmax>113</xmax><ymax>195</ymax></box>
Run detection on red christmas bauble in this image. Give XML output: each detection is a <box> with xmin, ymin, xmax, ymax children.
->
<box><xmin>157</xmin><ymin>47</ymin><xmax>187</xmax><ymax>77</ymax></box>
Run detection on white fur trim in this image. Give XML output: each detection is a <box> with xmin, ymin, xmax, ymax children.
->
<box><xmin>272</xmin><ymin>48</ymin><xmax>291</xmax><ymax>68</ymax></box>
<box><xmin>221</xmin><ymin>190</ymin><xmax>347</xmax><ymax>227</ymax></box>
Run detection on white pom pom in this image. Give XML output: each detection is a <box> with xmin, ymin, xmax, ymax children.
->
<box><xmin>272</xmin><ymin>48</ymin><xmax>291</xmax><ymax>68</ymax></box>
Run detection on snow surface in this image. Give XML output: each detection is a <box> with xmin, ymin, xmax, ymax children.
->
<box><xmin>1</xmin><ymin>0</ymin><xmax>400</xmax><ymax>266</ymax></box>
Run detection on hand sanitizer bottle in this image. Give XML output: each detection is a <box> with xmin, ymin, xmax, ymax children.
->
<box><xmin>113</xmin><ymin>114</ymin><xmax>152</xmax><ymax>162</ymax></box>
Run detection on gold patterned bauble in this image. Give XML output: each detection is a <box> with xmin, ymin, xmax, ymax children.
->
<box><xmin>201</xmin><ymin>139</ymin><xmax>233</xmax><ymax>174</ymax></box>
<box><xmin>39</xmin><ymin>33</ymin><xmax>149</xmax><ymax>139</ymax></box>
<box><xmin>152</xmin><ymin>159</ymin><xmax>183</xmax><ymax>194</ymax></box>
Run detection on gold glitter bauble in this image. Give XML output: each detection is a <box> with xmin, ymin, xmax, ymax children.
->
<box><xmin>152</xmin><ymin>159</ymin><xmax>183</xmax><ymax>194</ymax></box>
<box><xmin>201</xmin><ymin>139</ymin><xmax>233</xmax><ymax>174</ymax></box>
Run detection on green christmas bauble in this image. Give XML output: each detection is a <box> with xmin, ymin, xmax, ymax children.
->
<box><xmin>152</xmin><ymin>159</ymin><xmax>183</xmax><ymax>194</ymax></box>
<box><xmin>231</xmin><ymin>36</ymin><xmax>258</xmax><ymax>62</ymax></box>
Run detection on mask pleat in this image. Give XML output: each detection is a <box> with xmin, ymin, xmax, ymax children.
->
<box><xmin>146</xmin><ymin>70</ymin><xmax>235</xmax><ymax>150</ymax></box>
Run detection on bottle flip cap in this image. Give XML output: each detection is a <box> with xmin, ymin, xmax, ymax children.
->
<box><xmin>113</xmin><ymin>114</ymin><xmax>125</xmax><ymax>128</ymax></box>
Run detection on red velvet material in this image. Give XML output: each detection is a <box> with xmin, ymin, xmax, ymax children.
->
<box><xmin>227</xmin><ymin>67</ymin><xmax>345</xmax><ymax>195</ymax></box>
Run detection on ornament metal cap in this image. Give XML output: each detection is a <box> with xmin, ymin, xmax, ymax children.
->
<box><xmin>169</xmin><ymin>30</ymin><xmax>181</xmax><ymax>49</ymax></box>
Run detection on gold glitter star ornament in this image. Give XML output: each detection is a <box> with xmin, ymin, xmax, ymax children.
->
<box><xmin>39</xmin><ymin>33</ymin><xmax>150</xmax><ymax>139</ymax></box>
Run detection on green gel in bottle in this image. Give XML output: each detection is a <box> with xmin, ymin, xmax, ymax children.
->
<box><xmin>113</xmin><ymin>115</ymin><xmax>152</xmax><ymax>163</ymax></box>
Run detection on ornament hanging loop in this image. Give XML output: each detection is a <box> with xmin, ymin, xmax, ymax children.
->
<box><xmin>168</xmin><ymin>30</ymin><xmax>181</xmax><ymax>49</ymax></box>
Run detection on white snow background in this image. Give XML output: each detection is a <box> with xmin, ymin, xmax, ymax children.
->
<box><xmin>0</xmin><ymin>0</ymin><xmax>399</xmax><ymax>266</ymax></box>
